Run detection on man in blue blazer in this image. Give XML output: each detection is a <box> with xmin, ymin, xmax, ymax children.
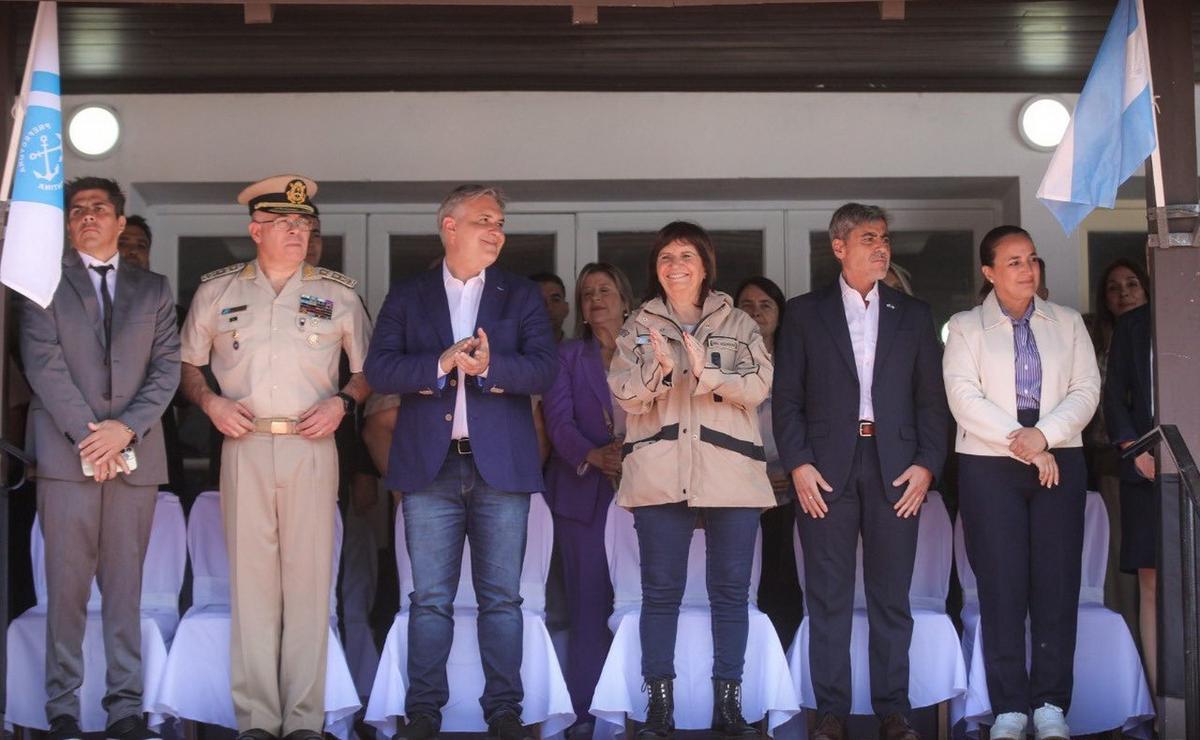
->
<box><xmin>772</xmin><ymin>203</ymin><xmax>948</xmax><ymax>740</ymax></box>
<box><xmin>363</xmin><ymin>185</ymin><xmax>558</xmax><ymax>740</ymax></box>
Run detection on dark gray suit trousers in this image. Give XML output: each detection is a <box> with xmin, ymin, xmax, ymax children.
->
<box><xmin>38</xmin><ymin>476</ymin><xmax>157</xmax><ymax>725</ymax></box>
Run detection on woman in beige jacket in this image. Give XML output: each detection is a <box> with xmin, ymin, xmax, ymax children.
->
<box><xmin>943</xmin><ymin>225</ymin><xmax>1100</xmax><ymax>740</ymax></box>
<box><xmin>608</xmin><ymin>221</ymin><xmax>774</xmax><ymax>739</ymax></box>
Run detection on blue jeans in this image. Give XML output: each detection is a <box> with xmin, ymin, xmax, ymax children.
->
<box><xmin>402</xmin><ymin>452</ymin><xmax>530</xmax><ymax>722</ymax></box>
<box><xmin>633</xmin><ymin>503</ymin><xmax>761</xmax><ymax>681</ymax></box>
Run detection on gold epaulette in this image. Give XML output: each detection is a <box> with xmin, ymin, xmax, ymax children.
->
<box><xmin>305</xmin><ymin>265</ymin><xmax>358</xmax><ymax>289</ymax></box>
<box><xmin>200</xmin><ymin>263</ymin><xmax>245</xmax><ymax>283</ymax></box>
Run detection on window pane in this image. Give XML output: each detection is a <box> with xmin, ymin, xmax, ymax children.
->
<box><xmin>177</xmin><ymin>235</ymin><xmax>342</xmax><ymax>311</ymax></box>
<box><xmin>388</xmin><ymin>233</ymin><xmax>556</xmax><ymax>285</ymax></box>
<box><xmin>810</xmin><ymin>230</ymin><xmax>975</xmax><ymax>332</ymax></box>
<box><xmin>598</xmin><ymin>230</ymin><xmax>763</xmax><ymax>304</ymax></box>
<box><xmin>1087</xmin><ymin>232</ymin><xmax>1146</xmax><ymax>314</ymax></box>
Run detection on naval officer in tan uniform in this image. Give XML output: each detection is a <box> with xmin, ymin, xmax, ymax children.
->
<box><xmin>179</xmin><ymin>175</ymin><xmax>371</xmax><ymax>740</ymax></box>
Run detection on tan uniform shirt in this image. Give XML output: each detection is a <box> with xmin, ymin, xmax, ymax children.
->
<box><xmin>181</xmin><ymin>260</ymin><xmax>371</xmax><ymax>418</ymax></box>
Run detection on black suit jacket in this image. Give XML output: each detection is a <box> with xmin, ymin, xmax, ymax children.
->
<box><xmin>772</xmin><ymin>280</ymin><xmax>949</xmax><ymax>503</ymax></box>
<box><xmin>1104</xmin><ymin>303</ymin><xmax>1153</xmax><ymax>484</ymax></box>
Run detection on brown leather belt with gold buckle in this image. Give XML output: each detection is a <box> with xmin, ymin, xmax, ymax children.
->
<box><xmin>450</xmin><ymin>438</ymin><xmax>473</xmax><ymax>455</ymax></box>
<box><xmin>858</xmin><ymin>420</ymin><xmax>876</xmax><ymax>437</ymax></box>
<box><xmin>254</xmin><ymin>417</ymin><xmax>300</xmax><ymax>435</ymax></box>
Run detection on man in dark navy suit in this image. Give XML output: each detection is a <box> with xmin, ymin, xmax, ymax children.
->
<box><xmin>363</xmin><ymin>185</ymin><xmax>558</xmax><ymax>740</ymax></box>
<box><xmin>772</xmin><ymin>203</ymin><xmax>949</xmax><ymax>740</ymax></box>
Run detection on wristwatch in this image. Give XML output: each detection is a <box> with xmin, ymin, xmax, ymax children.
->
<box><xmin>335</xmin><ymin>392</ymin><xmax>356</xmax><ymax>415</ymax></box>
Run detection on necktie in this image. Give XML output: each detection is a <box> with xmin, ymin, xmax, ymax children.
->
<box><xmin>90</xmin><ymin>265</ymin><xmax>114</xmax><ymax>365</ymax></box>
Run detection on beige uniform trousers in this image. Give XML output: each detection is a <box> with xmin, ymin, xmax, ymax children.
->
<box><xmin>220</xmin><ymin>432</ymin><xmax>338</xmax><ymax>735</ymax></box>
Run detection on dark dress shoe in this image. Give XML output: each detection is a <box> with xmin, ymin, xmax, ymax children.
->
<box><xmin>404</xmin><ymin>715</ymin><xmax>440</xmax><ymax>740</ymax></box>
<box><xmin>487</xmin><ymin>710</ymin><xmax>533</xmax><ymax>740</ymax></box>
<box><xmin>811</xmin><ymin>712</ymin><xmax>847</xmax><ymax>740</ymax></box>
<box><xmin>48</xmin><ymin>715</ymin><xmax>82</xmax><ymax>740</ymax></box>
<box><xmin>879</xmin><ymin>713</ymin><xmax>920</xmax><ymax>740</ymax></box>
<box><xmin>106</xmin><ymin>716</ymin><xmax>161</xmax><ymax>740</ymax></box>
<box><xmin>281</xmin><ymin>730</ymin><xmax>323</xmax><ymax>740</ymax></box>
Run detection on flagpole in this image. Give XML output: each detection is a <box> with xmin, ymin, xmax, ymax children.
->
<box><xmin>0</xmin><ymin>2</ymin><xmax>45</xmax><ymax>204</ymax></box>
<box><xmin>1136</xmin><ymin>0</ymin><xmax>1168</xmax><ymax>212</ymax></box>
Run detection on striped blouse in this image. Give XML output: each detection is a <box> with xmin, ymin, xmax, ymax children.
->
<box><xmin>1003</xmin><ymin>300</ymin><xmax>1043</xmax><ymax>411</ymax></box>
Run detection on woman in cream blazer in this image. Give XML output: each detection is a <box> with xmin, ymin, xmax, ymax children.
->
<box><xmin>943</xmin><ymin>226</ymin><xmax>1100</xmax><ymax>740</ymax></box>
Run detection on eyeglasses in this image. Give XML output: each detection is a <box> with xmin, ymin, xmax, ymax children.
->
<box><xmin>254</xmin><ymin>216</ymin><xmax>316</xmax><ymax>233</ymax></box>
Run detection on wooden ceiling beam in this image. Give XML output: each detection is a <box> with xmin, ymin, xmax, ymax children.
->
<box><xmin>880</xmin><ymin>0</ymin><xmax>903</xmax><ymax>20</ymax></box>
<box><xmin>244</xmin><ymin>2</ymin><xmax>274</xmax><ymax>23</ymax></box>
<box><xmin>52</xmin><ymin>0</ymin><xmax>920</xmax><ymax>6</ymax></box>
<box><xmin>571</xmin><ymin>3</ymin><xmax>598</xmax><ymax>24</ymax></box>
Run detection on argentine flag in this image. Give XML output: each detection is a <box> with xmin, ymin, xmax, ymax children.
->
<box><xmin>1</xmin><ymin>2</ymin><xmax>63</xmax><ymax>308</ymax></box>
<box><xmin>1036</xmin><ymin>0</ymin><xmax>1157</xmax><ymax>235</ymax></box>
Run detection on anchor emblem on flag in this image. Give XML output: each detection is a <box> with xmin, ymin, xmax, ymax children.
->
<box><xmin>29</xmin><ymin>132</ymin><xmax>63</xmax><ymax>182</ymax></box>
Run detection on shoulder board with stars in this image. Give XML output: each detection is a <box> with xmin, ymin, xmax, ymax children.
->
<box><xmin>310</xmin><ymin>266</ymin><xmax>358</xmax><ymax>289</ymax></box>
<box><xmin>200</xmin><ymin>263</ymin><xmax>246</xmax><ymax>283</ymax></box>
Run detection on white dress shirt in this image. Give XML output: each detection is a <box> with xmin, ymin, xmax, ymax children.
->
<box><xmin>437</xmin><ymin>260</ymin><xmax>486</xmax><ymax>440</ymax></box>
<box><xmin>78</xmin><ymin>251</ymin><xmax>119</xmax><ymax>320</ymax></box>
<box><xmin>839</xmin><ymin>274</ymin><xmax>879</xmax><ymax>421</ymax></box>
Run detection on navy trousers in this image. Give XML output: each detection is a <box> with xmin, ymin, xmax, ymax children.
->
<box><xmin>958</xmin><ymin>419</ymin><xmax>1087</xmax><ymax>714</ymax></box>
<box><xmin>796</xmin><ymin>436</ymin><xmax>919</xmax><ymax>718</ymax></box>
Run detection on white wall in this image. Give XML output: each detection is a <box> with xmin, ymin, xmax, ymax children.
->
<box><xmin>60</xmin><ymin>88</ymin><xmax>1200</xmax><ymax>310</ymax></box>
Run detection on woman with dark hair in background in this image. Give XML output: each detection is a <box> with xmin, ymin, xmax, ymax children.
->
<box><xmin>542</xmin><ymin>262</ymin><xmax>636</xmax><ymax>736</ymax></box>
<box><xmin>943</xmin><ymin>225</ymin><xmax>1099</xmax><ymax>740</ymax></box>
<box><xmin>609</xmin><ymin>222</ymin><xmax>774</xmax><ymax>738</ymax></box>
<box><xmin>734</xmin><ymin>277</ymin><xmax>803</xmax><ymax>644</ymax></box>
<box><xmin>1099</xmin><ymin>258</ymin><xmax>1156</xmax><ymax>696</ymax></box>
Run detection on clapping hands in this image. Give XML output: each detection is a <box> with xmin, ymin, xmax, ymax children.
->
<box><xmin>439</xmin><ymin>328</ymin><xmax>490</xmax><ymax>376</ymax></box>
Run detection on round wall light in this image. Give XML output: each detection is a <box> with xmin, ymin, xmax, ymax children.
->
<box><xmin>67</xmin><ymin>105</ymin><xmax>121</xmax><ymax>158</ymax></box>
<box><xmin>1018</xmin><ymin>96</ymin><xmax>1070</xmax><ymax>151</ymax></box>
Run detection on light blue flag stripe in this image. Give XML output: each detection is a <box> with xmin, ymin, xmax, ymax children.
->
<box><xmin>30</xmin><ymin>70</ymin><xmax>59</xmax><ymax>95</ymax></box>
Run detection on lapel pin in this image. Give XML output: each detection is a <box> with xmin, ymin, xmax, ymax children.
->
<box><xmin>886</xmin><ymin>303</ymin><xmax>896</xmax><ymax>310</ymax></box>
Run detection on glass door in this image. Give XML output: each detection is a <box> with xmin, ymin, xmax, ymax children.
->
<box><xmin>366</xmin><ymin>213</ymin><xmax>576</xmax><ymax>325</ymax></box>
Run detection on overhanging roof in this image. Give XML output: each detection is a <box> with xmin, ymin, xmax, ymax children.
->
<box><xmin>7</xmin><ymin>0</ymin><xmax>1200</xmax><ymax>94</ymax></box>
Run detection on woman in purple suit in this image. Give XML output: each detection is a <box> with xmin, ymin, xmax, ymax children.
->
<box><xmin>543</xmin><ymin>262</ymin><xmax>636</xmax><ymax>735</ymax></box>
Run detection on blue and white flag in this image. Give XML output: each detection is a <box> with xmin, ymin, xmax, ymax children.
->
<box><xmin>1</xmin><ymin>2</ymin><xmax>64</xmax><ymax>308</ymax></box>
<box><xmin>1036</xmin><ymin>0</ymin><xmax>1157</xmax><ymax>235</ymax></box>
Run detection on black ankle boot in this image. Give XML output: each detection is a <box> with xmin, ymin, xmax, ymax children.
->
<box><xmin>637</xmin><ymin>678</ymin><xmax>675</xmax><ymax>738</ymax></box>
<box><xmin>711</xmin><ymin>679</ymin><xmax>758</xmax><ymax>737</ymax></box>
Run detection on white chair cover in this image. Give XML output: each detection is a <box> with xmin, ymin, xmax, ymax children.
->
<box><xmin>956</xmin><ymin>491</ymin><xmax>1156</xmax><ymax>738</ymax></box>
<box><xmin>365</xmin><ymin>492</ymin><xmax>573</xmax><ymax>737</ymax></box>
<box><xmin>5</xmin><ymin>492</ymin><xmax>183</xmax><ymax>732</ymax></box>
<box><xmin>783</xmin><ymin>492</ymin><xmax>967</xmax><ymax>723</ymax></box>
<box><xmin>590</xmin><ymin>503</ymin><xmax>799</xmax><ymax>736</ymax></box>
<box><xmin>142</xmin><ymin>492</ymin><xmax>187</xmax><ymax>645</ymax></box>
<box><xmin>151</xmin><ymin>491</ymin><xmax>361</xmax><ymax>739</ymax></box>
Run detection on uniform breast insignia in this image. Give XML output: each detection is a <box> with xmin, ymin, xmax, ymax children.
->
<box><xmin>299</xmin><ymin>294</ymin><xmax>334</xmax><ymax>320</ymax></box>
<box><xmin>309</xmin><ymin>267</ymin><xmax>358</xmax><ymax>289</ymax></box>
<box><xmin>221</xmin><ymin>305</ymin><xmax>247</xmax><ymax>324</ymax></box>
<box><xmin>201</xmin><ymin>263</ymin><xmax>246</xmax><ymax>283</ymax></box>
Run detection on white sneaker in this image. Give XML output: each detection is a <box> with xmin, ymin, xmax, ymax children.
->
<box><xmin>989</xmin><ymin>711</ymin><xmax>1029</xmax><ymax>740</ymax></box>
<box><xmin>1033</xmin><ymin>703</ymin><xmax>1070</xmax><ymax>740</ymax></box>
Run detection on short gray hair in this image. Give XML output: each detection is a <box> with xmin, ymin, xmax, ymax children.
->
<box><xmin>436</xmin><ymin>184</ymin><xmax>507</xmax><ymax>231</ymax></box>
<box><xmin>828</xmin><ymin>202</ymin><xmax>888</xmax><ymax>243</ymax></box>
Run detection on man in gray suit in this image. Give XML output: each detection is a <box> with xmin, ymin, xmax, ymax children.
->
<box><xmin>20</xmin><ymin>177</ymin><xmax>180</xmax><ymax>740</ymax></box>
